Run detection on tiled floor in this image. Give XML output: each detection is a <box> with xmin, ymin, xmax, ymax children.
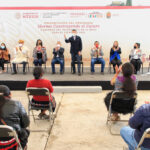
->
<box><xmin>11</xmin><ymin>90</ymin><xmax>150</xmax><ymax>150</ymax></box>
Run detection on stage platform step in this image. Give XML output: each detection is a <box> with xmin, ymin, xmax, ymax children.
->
<box><xmin>54</xmin><ymin>86</ymin><xmax>102</xmax><ymax>93</ymax></box>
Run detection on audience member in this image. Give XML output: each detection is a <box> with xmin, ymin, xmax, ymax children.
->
<box><xmin>0</xmin><ymin>85</ymin><xmax>30</xmax><ymax>150</ymax></box>
<box><xmin>104</xmin><ymin>62</ymin><xmax>137</xmax><ymax>121</ymax></box>
<box><xmin>26</xmin><ymin>66</ymin><xmax>56</xmax><ymax>119</ymax></box>
<box><xmin>120</xmin><ymin>104</ymin><xmax>150</xmax><ymax>150</ymax></box>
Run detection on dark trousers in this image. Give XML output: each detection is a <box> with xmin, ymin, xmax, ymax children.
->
<box><xmin>71</xmin><ymin>54</ymin><xmax>81</xmax><ymax>73</ymax></box>
<box><xmin>130</xmin><ymin>59</ymin><xmax>142</xmax><ymax>73</ymax></box>
<box><xmin>0</xmin><ymin>59</ymin><xmax>8</xmax><ymax>70</ymax></box>
<box><xmin>111</xmin><ymin>58</ymin><xmax>122</xmax><ymax>72</ymax></box>
<box><xmin>33</xmin><ymin>59</ymin><xmax>43</xmax><ymax>66</ymax></box>
<box><xmin>51</xmin><ymin>58</ymin><xmax>64</xmax><ymax>73</ymax></box>
<box><xmin>13</xmin><ymin>62</ymin><xmax>27</xmax><ymax>73</ymax></box>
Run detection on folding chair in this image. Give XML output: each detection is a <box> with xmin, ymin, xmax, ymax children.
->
<box><xmin>0</xmin><ymin>125</ymin><xmax>23</xmax><ymax>150</ymax></box>
<box><xmin>108</xmin><ymin>62</ymin><xmax>112</xmax><ymax>74</ymax></box>
<box><xmin>90</xmin><ymin>60</ymin><xmax>102</xmax><ymax>73</ymax></box>
<box><xmin>16</xmin><ymin>57</ymin><xmax>30</xmax><ymax>73</ymax></box>
<box><xmin>26</xmin><ymin>88</ymin><xmax>54</xmax><ymax>132</ymax></box>
<box><xmin>55</xmin><ymin>59</ymin><xmax>65</xmax><ymax>74</ymax></box>
<box><xmin>106</xmin><ymin>91</ymin><xmax>137</xmax><ymax>135</ymax></box>
<box><xmin>135</xmin><ymin>128</ymin><xmax>150</xmax><ymax>150</ymax></box>
<box><xmin>71</xmin><ymin>55</ymin><xmax>83</xmax><ymax>74</ymax></box>
<box><xmin>5</xmin><ymin>54</ymin><xmax>12</xmax><ymax>73</ymax></box>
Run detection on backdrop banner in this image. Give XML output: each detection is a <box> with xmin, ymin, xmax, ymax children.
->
<box><xmin>0</xmin><ymin>7</ymin><xmax>150</xmax><ymax>65</ymax></box>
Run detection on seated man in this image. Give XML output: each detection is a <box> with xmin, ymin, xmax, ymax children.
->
<box><xmin>120</xmin><ymin>104</ymin><xmax>150</xmax><ymax>150</ymax></box>
<box><xmin>11</xmin><ymin>40</ymin><xmax>29</xmax><ymax>75</ymax></box>
<box><xmin>0</xmin><ymin>85</ymin><xmax>30</xmax><ymax>150</ymax></box>
<box><xmin>91</xmin><ymin>41</ymin><xmax>105</xmax><ymax>74</ymax></box>
<box><xmin>51</xmin><ymin>41</ymin><xmax>64</xmax><ymax>74</ymax></box>
<box><xmin>26</xmin><ymin>66</ymin><xmax>56</xmax><ymax>119</ymax></box>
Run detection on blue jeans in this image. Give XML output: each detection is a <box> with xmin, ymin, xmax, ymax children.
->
<box><xmin>120</xmin><ymin>126</ymin><xmax>150</xmax><ymax>150</ymax></box>
<box><xmin>33</xmin><ymin>59</ymin><xmax>43</xmax><ymax>66</ymax></box>
<box><xmin>91</xmin><ymin>58</ymin><xmax>105</xmax><ymax>72</ymax></box>
<box><xmin>51</xmin><ymin>58</ymin><xmax>64</xmax><ymax>73</ymax></box>
<box><xmin>71</xmin><ymin>54</ymin><xmax>81</xmax><ymax>73</ymax></box>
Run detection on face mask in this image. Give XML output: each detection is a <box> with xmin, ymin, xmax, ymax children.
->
<box><xmin>73</xmin><ymin>33</ymin><xmax>76</xmax><ymax>36</ymax></box>
<box><xmin>1</xmin><ymin>46</ymin><xmax>5</xmax><ymax>49</ymax></box>
<box><xmin>57</xmin><ymin>44</ymin><xmax>61</xmax><ymax>47</ymax></box>
<box><xmin>134</xmin><ymin>46</ymin><xmax>137</xmax><ymax>49</ymax></box>
<box><xmin>19</xmin><ymin>44</ymin><xmax>23</xmax><ymax>47</ymax></box>
<box><xmin>95</xmin><ymin>44</ymin><xmax>99</xmax><ymax>48</ymax></box>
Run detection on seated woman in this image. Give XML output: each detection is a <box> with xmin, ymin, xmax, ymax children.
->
<box><xmin>130</xmin><ymin>43</ymin><xmax>142</xmax><ymax>74</ymax></box>
<box><xmin>91</xmin><ymin>41</ymin><xmax>105</xmax><ymax>74</ymax></box>
<box><xmin>0</xmin><ymin>43</ymin><xmax>9</xmax><ymax>73</ymax></box>
<box><xmin>0</xmin><ymin>85</ymin><xmax>30</xmax><ymax>150</ymax></box>
<box><xmin>51</xmin><ymin>41</ymin><xmax>64</xmax><ymax>74</ymax></box>
<box><xmin>26</xmin><ymin>66</ymin><xmax>56</xmax><ymax>119</ymax></box>
<box><xmin>110</xmin><ymin>41</ymin><xmax>122</xmax><ymax>73</ymax></box>
<box><xmin>33</xmin><ymin>39</ymin><xmax>47</xmax><ymax>66</ymax></box>
<box><xmin>11</xmin><ymin>40</ymin><xmax>29</xmax><ymax>75</ymax></box>
<box><xmin>104</xmin><ymin>62</ymin><xmax>137</xmax><ymax>121</ymax></box>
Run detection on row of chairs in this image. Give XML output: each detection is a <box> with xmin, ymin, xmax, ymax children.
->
<box><xmin>3</xmin><ymin>54</ymin><xmax>148</xmax><ymax>74</ymax></box>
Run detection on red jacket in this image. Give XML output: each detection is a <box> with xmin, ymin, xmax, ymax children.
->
<box><xmin>26</xmin><ymin>78</ymin><xmax>53</xmax><ymax>102</ymax></box>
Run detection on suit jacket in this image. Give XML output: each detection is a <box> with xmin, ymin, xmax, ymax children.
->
<box><xmin>53</xmin><ymin>47</ymin><xmax>64</xmax><ymax>59</ymax></box>
<box><xmin>65</xmin><ymin>36</ymin><xmax>82</xmax><ymax>54</ymax></box>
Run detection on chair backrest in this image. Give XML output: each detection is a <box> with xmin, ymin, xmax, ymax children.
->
<box><xmin>110</xmin><ymin>91</ymin><xmax>137</xmax><ymax>114</ymax></box>
<box><xmin>0</xmin><ymin>125</ymin><xmax>23</xmax><ymax>150</ymax></box>
<box><xmin>0</xmin><ymin>125</ymin><xmax>15</xmax><ymax>138</ymax></box>
<box><xmin>26</xmin><ymin>87</ymin><xmax>50</xmax><ymax>96</ymax></box>
<box><xmin>136</xmin><ymin>128</ymin><xmax>150</xmax><ymax>149</ymax></box>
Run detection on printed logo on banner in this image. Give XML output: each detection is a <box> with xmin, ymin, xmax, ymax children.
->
<box><xmin>88</xmin><ymin>12</ymin><xmax>103</xmax><ymax>18</ymax></box>
<box><xmin>22</xmin><ymin>12</ymin><xmax>39</xmax><ymax>19</ymax></box>
<box><xmin>106</xmin><ymin>12</ymin><xmax>111</xmax><ymax>19</ymax></box>
<box><xmin>15</xmin><ymin>12</ymin><xmax>21</xmax><ymax>19</ymax></box>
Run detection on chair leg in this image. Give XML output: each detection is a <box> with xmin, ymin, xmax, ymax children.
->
<box><xmin>71</xmin><ymin>63</ymin><xmax>72</xmax><ymax>73</ymax></box>
<box><xmin>10</xmin><ymin>63</ymin><xmax>12</xmax><ymax>73</ymax></box>
<box><xmin>7</xmin><ymin>64</ymin><xmax>8</xmax><ymax>73</ymax></box>
<box><xmin>82</xmin><ymin>63</ymin><xmax>83</xmax><ymax>73</ymax></box>
<box><xmin>28</xmin><ymin>63</ymin><xmax>30</xmax><ymax>72</ymax></box>
<box><xmin>31</xmin><ymin>110</ymin><xmax>36</xmax><ymax>123</ymax></box>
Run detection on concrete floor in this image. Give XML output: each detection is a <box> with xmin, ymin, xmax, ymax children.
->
<box><xmin>11</xmin><ymin>90</ymin><xmax>150</xmax><ymax>150</ymax></box>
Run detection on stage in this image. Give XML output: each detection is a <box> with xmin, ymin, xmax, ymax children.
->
<box><xmin>0</xmin><ymin>67</ymin><xmax>150</xmax><ymax>90</ymax></box>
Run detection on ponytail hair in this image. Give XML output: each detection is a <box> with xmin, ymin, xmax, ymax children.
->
<box><xmin>33</xmin><ymin>66</ymin><xmax>44</xmax><ymax>80</ymax></box>
<box><xmin>122</xmin><ymin>63</ymin><xmax>136</xmax><ymax>96</ymax></box>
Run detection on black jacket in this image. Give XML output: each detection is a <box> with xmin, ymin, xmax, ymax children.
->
<box><xmin>0</xmin><ymin>99</ymin><xmax>30</xmax><ymax>132</ymax></box>
<box><xmin>65</xmin><ymin>36</ymin><xmax>82</xmax><ymax>54</ymax></box>
<box><xmin>53</xmin><ymin>47</ymin><xmax>64</xmax><ymax>59</ymax></box>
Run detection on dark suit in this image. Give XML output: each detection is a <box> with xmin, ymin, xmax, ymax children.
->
<box><xmin>65</xmin><ymin>36</ymin><xmax>82</xmax><ymax>73</ymax></box>
<box><xmin>51</xmin><ymin>47</ymin><xmax>64</xmax><ymax>73</ymax></box>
